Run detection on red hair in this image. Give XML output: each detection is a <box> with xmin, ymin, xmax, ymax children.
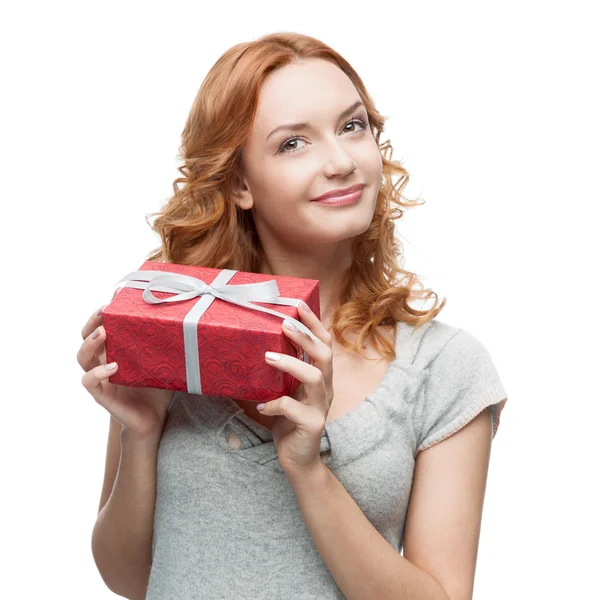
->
<box><xmin>145</xmin><ymin>31</ymin><xmax>446</xmax><ymax>359</ymax></box>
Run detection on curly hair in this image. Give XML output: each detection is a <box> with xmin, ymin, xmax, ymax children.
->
<box><xmin>145</xmin><ymin>31</ymin><xmax>446</xmax><ymax>360</ymax></box>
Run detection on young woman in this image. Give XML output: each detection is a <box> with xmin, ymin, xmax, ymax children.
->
<box><xmin>80</xmin><ymin>32</ymin><xmax>508</xmax><ymax>600</ymax></box>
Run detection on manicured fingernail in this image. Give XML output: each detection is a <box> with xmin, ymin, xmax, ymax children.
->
<box><xmin>299</xmin><ymin>301</ymin><xmax>310</xmax><ymax>313</ymax></box>
<box><xmin>92</xmin><ymin>328</ymin><xmax>100</xmax><ymax>340</ymax></box>
<box><xmin>104</xmin><ymin>362</ymin><xmax>117</xmax><ymax>370</ymax></box>
<box><xmin>283</xmin><ymin>319</ymin><xmax>298</xmax><ymax>332</ymax></box>
<box><xmin>256</xmin><ymin>403</ymin><xmax>266</xmax><ymax>411</ymax></box>
<box><xmin>265</xmin><ymin>351</ymin><xmax>281</xmax><ymax>361</ymax></box>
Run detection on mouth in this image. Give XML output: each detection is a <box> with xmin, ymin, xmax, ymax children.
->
<box><xmin>311</xmin><ymin>184</ymin><xmax>365</xmax><ymax>206</ymax></box>
<box><xmin>311</xmin><ymin>183</ymin><xmax>365</xmax><ymax>202</ymax></box>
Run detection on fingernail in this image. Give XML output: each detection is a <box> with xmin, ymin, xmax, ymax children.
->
<box><xmin>92</xmin><ymin>327</ymin><xmax>100</xmax><ymax>340</ymax></box>
<box><xmin>256</xmin><ymin>403</ymin><xmax>266</xmax><ymax>411</ymax></box>
<box><xmin>265</xmin><ymin>351</ymin><xmax>281</xmax><ymax>361</ymax></box>
<box><xmin>97</xmin><ymin>305</ymin><xmax>107</xmax><ymax>316</ymax></box>
<box><xmin>299</xmin><ymin>301</ymin><xmax>310</xmax><ymax>313</ymax></box>
<box><xmin>104</xmin><ymin>362</ymin><xmax>117</xmax><ymax>370</ymax></box>
<box><xmin>283</xmin><ymin>319</ymin><xmax>298</xmax><ymax>332</ymax></box>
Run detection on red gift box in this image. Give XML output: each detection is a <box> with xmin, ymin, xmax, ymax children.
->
<box><xmin>102</xmin><ymin>261</ymin><xmax>320</xmax><ymax>402</ymax></box>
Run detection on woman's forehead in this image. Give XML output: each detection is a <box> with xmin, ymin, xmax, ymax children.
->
<box><xmin>251</xmin><ymin>60</ymin><xmax>360</xmax><ymax>139</ymax></box>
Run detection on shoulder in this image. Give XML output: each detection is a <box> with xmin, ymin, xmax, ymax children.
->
<box><xmin>406</xmin><ymin>319</ymin><xmax>508</xmax><ymax>452</ymax></box>
<box><xmin>405</xmin><ymin>318</ymin><xmax>503</xmax><ymax>390</ymax></box>
<box><xmin>396</xmin><ymin>318</ymin><xmax>467</xmax><ymax>368</ymax></box>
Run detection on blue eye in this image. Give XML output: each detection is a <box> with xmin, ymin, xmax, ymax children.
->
<box><xmin>277</xmin><ymin>117</ymin><xmax>368</xmax><ymax>155</ymax></box>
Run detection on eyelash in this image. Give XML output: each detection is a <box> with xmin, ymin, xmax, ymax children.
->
<box><xmin>277</xmin><ymin>117</ymin><xmax>368</xmax><ymax>155</ymax></box>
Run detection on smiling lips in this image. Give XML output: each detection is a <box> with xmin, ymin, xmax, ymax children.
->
<box><xmin>311</xmin><ymin>183</ymin><xmax>365</xmax><ymax>205</ymax></box>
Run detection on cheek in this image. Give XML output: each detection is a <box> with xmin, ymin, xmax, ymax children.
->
<box><xmin>264</xmin><ymin>163</ymin><xmax>313</xmax><ymax>203</ymax></box>
<box><xmin>251</xmin><ymin>169</ymin><xmax>310</xmax><ymax>221</ymax></box>
<box><xmin>277</xmin><ymin>159</ymin><xmax>316</xmax><ymax>186</ymax></box>
<box><xmin>361</xmin><ymin>139</ymin><xmax>383</xmax><ymax>180</ymax></box>
<box><xmin>253</xmin><ymin>166</ymin><xmax>294</xmax><ymax>199</ymax></box>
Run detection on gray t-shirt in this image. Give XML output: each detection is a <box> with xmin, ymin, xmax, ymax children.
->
<box><xmin>146</xmin><ymin>318</ymin><xmax>508</xmax><ymax>599</ymax></box>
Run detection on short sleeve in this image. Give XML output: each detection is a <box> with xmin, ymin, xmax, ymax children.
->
<box><xmin>415</xmin><ymin>328</ymin><xmax>508</xmax><ymax>454</ymax></box>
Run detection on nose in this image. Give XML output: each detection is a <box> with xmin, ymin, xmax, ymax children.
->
<box><xmin>322</xmin><ymin>141</ymin><xmax>357</xmax><ymax>178</ymax></box>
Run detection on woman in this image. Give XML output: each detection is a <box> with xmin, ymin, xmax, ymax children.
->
<box><xmin>81</xmin><ymin>32</ymin><xmax>508</xmax><ymax>599</ymax></box>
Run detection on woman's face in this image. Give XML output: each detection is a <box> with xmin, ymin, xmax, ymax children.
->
<box><xmin>236</xmin><ymin>58</ymin><xmax>383</xmax><ymax>250</ymax></box>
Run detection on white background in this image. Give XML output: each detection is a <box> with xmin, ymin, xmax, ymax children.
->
<box><xmin>2</xmin><ymin>0</ymin><xmax>598</xmax><ymax>598</ymax></box>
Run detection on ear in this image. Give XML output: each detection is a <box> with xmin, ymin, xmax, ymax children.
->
<box><xmin>231</xmin><ymin>170</ymin><xmax>254</xmax><ymax>211</ymax></box>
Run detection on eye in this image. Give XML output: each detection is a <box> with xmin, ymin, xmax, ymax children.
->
<box><xmin>278</xmin><ymin>137</ymin><xmax>308</xmax><ymax>154</ymax></box>
<box><xmin>277</xmin><ymin>117</ymin><xmax>369</xmax><ymax>155</ymax></box>
<box><xmin>342</xmin><ymin>117</ymin><xmax>368</xmax><ymax>134</ymax></box>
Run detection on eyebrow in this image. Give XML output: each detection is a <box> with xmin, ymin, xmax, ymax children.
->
<box><xmin>266</xmin><ymin>100</ymin><xmax>366</xmax><ymax>141</ymax></box>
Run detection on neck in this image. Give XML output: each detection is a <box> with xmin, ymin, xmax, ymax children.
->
<box><xmin>257</xmin><ymin>247</ymin><xmax>351</xmax><ymax>331</ymax></box>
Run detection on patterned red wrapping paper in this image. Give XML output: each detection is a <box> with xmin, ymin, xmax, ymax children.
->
<box><xmin>102</xmin><ymin>260</ymin><xmax>320</xmax><ymax>402</ymax></box>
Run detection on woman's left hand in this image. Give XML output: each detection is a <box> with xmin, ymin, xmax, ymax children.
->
<box><xmin>258</xmin><ymin>301</ymin><xmax>334</xmax><ymax>478</ymax></box>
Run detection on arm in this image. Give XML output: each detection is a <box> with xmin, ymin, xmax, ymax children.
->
<box><xmin>286</xmin><ymin>407</ymin><xmax>494</xmax><ymax>600</ymax></box>
<box><xmin>91</xmin><ymin>427</ymin><xmax>162</xmax><ymax>600</ymax></box>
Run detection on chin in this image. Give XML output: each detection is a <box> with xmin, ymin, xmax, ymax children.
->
<box><xmin>305</xmin><ymin>221</ymin><xmax>373</xmax><ymax>244</ymax></box>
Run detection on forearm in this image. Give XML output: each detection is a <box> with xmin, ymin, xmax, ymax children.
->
<box><xmin>286</xmin><ymin>463</ymin><xmax>450</xmax><ymax>600</ymax></box>
<box><xmin>91</xmin><ymin>429</ymin><xmax>161</xmax><ymax>600</ymax></box>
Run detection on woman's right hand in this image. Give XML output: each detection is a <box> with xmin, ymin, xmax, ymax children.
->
<box><xmin>77</xmin><ymin>293</ymin><xmax>175</xmax><ymax>440</ymax></box>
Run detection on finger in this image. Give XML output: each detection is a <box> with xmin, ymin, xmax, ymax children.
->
<box><xmin>265</xmin><ymin>351</ymin><xmax>329</xmax><ymax>408</ymax></box>
<box><xmin>81</xmin><ymin>361</ymin><xmax>119</xmax><ymax>406</ymax></box>
<box><xmin>81</xmin><ymin>289</ymin><xmax>120</xmax><ymax>339</ymax></box>
<box><xmin>258</xmin><ymin>395</ymin><xmax>325</xmax><ymax>432</ymax></box>
<box><xmin>76</xmin><ymin>324</ymin><xmax>106</xmax><ymax>371</ymax></box>
<box><xmin>282</xmin><ymin>319</ymin><xmax>332</xmax><ymax>362</ymax></box>
<box><xmin>80</xmin><ymin>307</ymin><xmax>105</xmax><ymax>341</ymax></box>
<box><xmin>281</xmin><ymin>319</ymin><xmax>333</xmax><ymax>383</ymax></box>
<box><xmin>296</xmin><ymin>301</ymin><xmax>333</xmax><ymax>347</ymax></box>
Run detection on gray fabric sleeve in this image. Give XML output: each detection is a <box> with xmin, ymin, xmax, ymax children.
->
<box><xmin>415</xmin><ymin>328</ymin><xmax>508</xmax><ymax>454</ymax></box>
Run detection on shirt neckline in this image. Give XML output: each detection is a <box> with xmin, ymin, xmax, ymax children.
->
<box><xmin>233</xmin><ymin>329</ymin><xmax>401</xmax><ymax>433</ymax></box>
<box><xmin>214</xmin><ymin>322</ymin><xmax>404</xmax><ymax>460</ymax></box>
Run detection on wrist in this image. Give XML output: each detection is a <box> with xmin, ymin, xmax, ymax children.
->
<box><xmin>120</xmin><ymin>426</ymin><xmax>163</xmax><ymax>448</ymax></box>
<box><xmin>284</xmin><ymin>460</ymin><xmax>329</xmax><ymax>490</ymax></box>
